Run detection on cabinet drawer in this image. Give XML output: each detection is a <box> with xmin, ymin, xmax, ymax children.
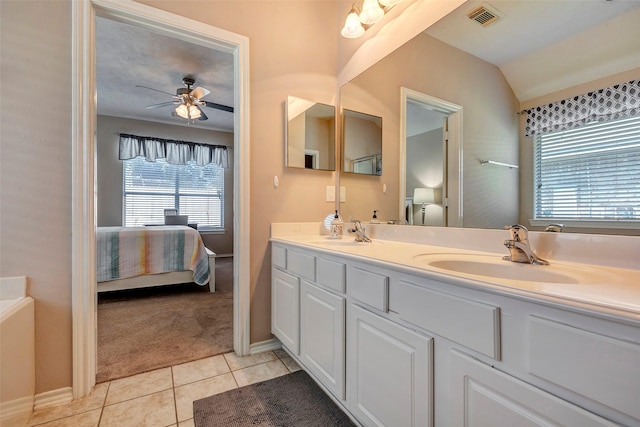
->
<box><xmin>272</xmin><ymin>244</ymin><xmax>286</xmax><ymax>269</ymax></box>
<box><xmin>287</xmin><ymin>250</ymin><xmax>315</xmax><ymax>282</ymax></box>
<box><xmin>529</xmin><ymin>316</ymin><xmax>640</xmax><ymax>422</ymax></box>
<box><xmin>348</xmin><ymin>266</ymin><xmax>389</xmax><ymax>312</ymax></box>
<box><xmin>317</xmin><ymin>257</ymin><xmax>346</xmax><ymax>294</ymax></box>
<box><xmin>395</xmin><ymin>280</ymin><xmax>500</xmax><ymax>359</ymax></box>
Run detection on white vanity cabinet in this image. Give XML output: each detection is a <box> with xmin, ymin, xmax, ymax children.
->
<box><xmin>300</xmin><ymin>280</ymin><xmax>346</xmax><ymax>400</ymax></box>
<box><xmin>449</xmin><ymin>350</ymin><xmax>618</xmax><ymax>427</ymax></box>
<box><xmin>271</xmin><ymin>267</ymin><xmax>300</xmax><ymax>354</ymax></box>
<box><xmin>347</xmin><ymin>303</ymin><xmax>433</xmax><ymax>427</ymax></box>
<box><xmin>271</xmin><ymin>240</ymin><xmax>639</xmax><ymax>427</ymax></box>
<box><xmin>271</xmin><ymin>244</ymin><xmax>347</xmax><ymax>401</ymax></box>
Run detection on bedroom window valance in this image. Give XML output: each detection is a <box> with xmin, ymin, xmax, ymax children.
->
<box><xmin>524</xmin><ymin>79</ymin><xmax>639</xmax><ymax>137</ymax></box>
<box><xmin>118</xmin><ymin>133</ymin><xmax>229</xmax><ymax>168</ymax></box>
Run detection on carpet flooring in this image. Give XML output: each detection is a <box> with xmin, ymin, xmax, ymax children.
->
<box><xmin>96</xmin><ymin>257</ymin><xmax>234</xmax><ymax>383</ymax></box>
<box><xmin>193</xmin><ymin>370</ymin><xmax>356</xmax><ymax>427</ymax></box>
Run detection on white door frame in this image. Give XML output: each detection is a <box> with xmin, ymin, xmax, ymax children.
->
<box><xmin>399</xmin><ymin>87</ymin><xmax>463</xmax><ymax>227</ymax></box>
<box><xmin>71</xmin><ymin>0</ymin><xmax>251</xmax><ymax>398</ymax></box>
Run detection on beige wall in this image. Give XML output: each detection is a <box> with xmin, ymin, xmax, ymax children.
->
<box><xmin>96</xmin><ymin>115</ymin><xmax>235</xmax><ymax>255</ymax></box>
<box><xmin>1</xmin><ymin>1</ymin><xmax>73</xmax><ymax>394</ymax></box>
<box><xmin>135</xmin><ymin>0</ymin><xmax>340</xmax><ymax>345</ymax></box>
<box><xmin>340</xmin><ymin>33</ymin><xmax>521</xmax><ymax>228</ymax></box>
<box><xmin>518</xmin><ymin>67</ymin><xmax>640</xmax><ymax>236</ymax></box>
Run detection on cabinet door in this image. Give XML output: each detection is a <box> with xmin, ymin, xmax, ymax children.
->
<box><xmin>300</xmin><ymin>281</ymin><xmax>345</xmax><ymax>400</ymax></box>
<box><xmin>347</xmin><ymin>303</ymin><xmax>433</xmax><ymax>427</ymax></box>
<box><xmin>271</xmin><ymin>268</ymin><xmax>300</xmax><ymax>354</ymax></box>
<box><xmin>449</xmin><ymin>350</ymin><xmax>618</xmax><ymax>427</ymax></box>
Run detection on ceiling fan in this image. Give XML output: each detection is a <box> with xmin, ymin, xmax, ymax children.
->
<box><xmin>137</xmin><ymin>77</ymin><xmax>233</xmax><ymax>122</ymax></box>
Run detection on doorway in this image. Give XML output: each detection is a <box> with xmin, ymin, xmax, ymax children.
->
<box><xmin>400</xmin><ymin>87</ymin><xmax>463</xmax><ymax>228</ymax></box>
<box><xmin>72</xmin><ymin>0</ymin><xmax>250</xmax><ymax>398</ymax></box>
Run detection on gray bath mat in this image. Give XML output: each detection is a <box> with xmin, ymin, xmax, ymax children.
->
<box><xmin>193</xmin><ymin>370</ymin><xmax>356</xmax><ymax>426</ymax></box>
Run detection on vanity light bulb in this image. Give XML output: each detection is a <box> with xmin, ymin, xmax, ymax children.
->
<box><xmin>359</xmin><ymin>0</ymin><xmax>385</xmax><ymax>25</ymax></box>
<box><xmin>379</xmin><ymin>0</ymin><xmax>402</xmax><ymax>7</ymax></box>
<box><xmin>341</xmin><ymin>10</ymin><xmax>365</xmax><ymax>38</ymax></box>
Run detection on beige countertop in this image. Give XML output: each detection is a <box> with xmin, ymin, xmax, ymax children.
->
<box><xmin>271</xmin><ymin>233</ymin><xmax>640</xmax><ymax>323</ymax></box>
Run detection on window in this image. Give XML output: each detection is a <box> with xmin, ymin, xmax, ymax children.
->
<box><xmin>534</xmin><ymin>115</ymin><xmax>640</xmax><ymax>223</ymax></box>
<box><xmin>123</xmin><ymin>157</ymin><xmax>224</xmax><ymax>229</ymax></box>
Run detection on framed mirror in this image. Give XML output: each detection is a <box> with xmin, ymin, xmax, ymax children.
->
<box><xmin>342</xmin><ymin>109</ymin><xmax>382</xmax><ymax>176</ymax></box>
<box><xmin>285</xmin><ymin>96</ymin><xmax>336</xmax><ymax>171</ymax></box>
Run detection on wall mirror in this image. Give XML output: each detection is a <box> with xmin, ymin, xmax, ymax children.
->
<box><xmin>285</xmin><ymin>96</ymin><xmax>336</xmax><ymax>171</ymax></box>
<box><xmin>342</xmin><ymin>109</ymin><xmax>382</xmax><ymax>176</ymax></box>
<box><xmin>338</xmin><ymin>1</ymin><xmax>638</xmax><ymax>234</ymax></box>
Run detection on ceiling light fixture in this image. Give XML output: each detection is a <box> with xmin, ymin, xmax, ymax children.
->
<box><xmin>175</xmin><ymin>103</ymin><xmax>201</xmax><ymax>121</ymax></box>
<box><xmin>341</xmin><ymin>0</ymin><xmax>402</xmax><ymax>39</ymax></box>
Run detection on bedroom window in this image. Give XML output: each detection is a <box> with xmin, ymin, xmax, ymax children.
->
<box><xmin>533</xmin><ymin>115</ymin><xmax>640</xmax><ymax>224</ymax></box>
<box><xmin>123</xmin><ymin>157</ymin><xmax>224</xmax><ymax>229</ymax></box>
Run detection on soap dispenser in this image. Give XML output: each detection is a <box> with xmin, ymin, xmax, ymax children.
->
<box><xmin>330</xmin><ymin>210</ymin><xmax>343</xmax><ymax>239</ymax></box>
<box><xmin>370</xmin><ymin>210</ymin><xmax>380</xmax><ymax>224</ymax></box>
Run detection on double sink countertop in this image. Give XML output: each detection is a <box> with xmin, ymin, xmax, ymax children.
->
<box><xmin>271</xmin><ymin>223</ymin><xmax>640</xmax><ymax>323</ymax></box>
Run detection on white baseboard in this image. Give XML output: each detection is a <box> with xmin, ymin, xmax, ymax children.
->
<box><xmin>33</xmin><ymin>387</ymin><xmax>73</xmax><ymax>411</ymax></box>
<box><xmin>249</xmin><ymin>338</ymin><xmax>281</xmax><ymax>354</ymax></box>
<box><xmin>0</xmin><ymin>395</ymin><xmax>34</xmax><ymax>426</ymax></box>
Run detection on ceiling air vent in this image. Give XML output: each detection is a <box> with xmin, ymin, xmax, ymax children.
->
<box><xmin>467</xmin><ymin>4</ymin><xmax>502</xmax><ymax>27</ymax></box>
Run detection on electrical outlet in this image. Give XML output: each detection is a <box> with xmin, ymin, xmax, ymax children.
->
<box><xmin>326</xmin><ymin>185</ymin><xmax>336</xmax><ymax>202</ymax></box>
<box><xmin>340</xmin><ymin>186</ymin><xmax>346</xmax><ymax>202</ymax></box>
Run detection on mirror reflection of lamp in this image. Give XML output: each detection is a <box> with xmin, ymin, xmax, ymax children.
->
<box><xmin>413</xmin><ymin>187</ymin><xmax>435</xmax><ymax>225</ymax></box>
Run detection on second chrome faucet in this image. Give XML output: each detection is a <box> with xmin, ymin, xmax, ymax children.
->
<box><xmin>503</xmin><ymin>224</ymin><xmax>549</xmax><ymax>265</ymax></box>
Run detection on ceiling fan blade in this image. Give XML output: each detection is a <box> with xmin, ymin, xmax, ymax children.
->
<box><xmin>196</xmin><ymin>106</ymin><xmax>208</xmax><ymax>121</ymax></box>
<box><xmin>190</xmin><ymin>86</ymin><xmax>210</xmax><ymax>100</ymax></box>
<box><xmin>203</xmin><ymin>101</ymin><xmax>234</xmax><ymax>113</ymax></box>
<box><xmin>145</xmin><ymin>101</ymin><xmax>178</xmax><ymax>109</ymax></box>
<box><xmin>135</xmin><ymin>85</ymin><xmax>176</xmax><ymax>97</ymax></box>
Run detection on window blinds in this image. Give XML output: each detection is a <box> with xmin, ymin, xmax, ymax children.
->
<box><xmin>534</xmin><ymin>115</ymin><xmax>640</xmax><ymax>221</ymax></box>
<box><xmin>123</xmin><ymin>157</ymin><xmax>224</xmax><ymax>228</ymax></box>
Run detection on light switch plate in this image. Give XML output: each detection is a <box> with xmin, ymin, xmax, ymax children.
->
<box><xmin>340</xmin><ymin>186</ymin><xmax>346</xmax><ymax>202</ymax></box>
<box><xmin>326</xmin><ymin>185</ymin><xmax>336</xmax><ymax>202</ymax></box>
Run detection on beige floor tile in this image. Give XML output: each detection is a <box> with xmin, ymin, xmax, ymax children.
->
<box><xmin>174</xmin><ymin>372</ymin><xmax>238</xmax><ymax>422</ymax></box>
<box><xmin>100</xmin><ymin>389</ymin><xmax>176</xmax><ymax>427</ymax></box>
<box><xmin>178</xmin><ymin>419</ymin><xmax>195</xmax><ymax>427</ymax></box>
<box><xmin>172</xmin><ymin>355</ymin><xmax>230</xmax><ymax>387</ymax></box>
<box><xmin>273</xmin><ymin>348</ymin><xmax>289</xmax><ymax>359</ymax></box>
<box><xmin>233</xmin><ymin>359</ymin><xmax>290</xmax><ymax>387</ymax></box>
<box><xmin>280</xmin><ymin>356</ymin><xmax>301</xmax><ymax>373</ymax></box>
<box><xmin>29</xmin><ymin>408</ymin><xmax>102</xmax><ymax>427</ymax></box>
<box><xmin>223</xmin><ymin>351</ymin><xmax>277</xmax><ymax>371</ymax></box>
<box><xmin>27</xmin><ymin>383</ymin><xmax>108</xmax><ymax>426</ymax></box>
<box><xmin>105</xmin><ymin>367</ymin><xmax>173</xmax><ymax>406</ymax></box>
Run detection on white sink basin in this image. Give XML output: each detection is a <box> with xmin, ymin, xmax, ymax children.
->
<box><xmin>413</xmin><ymin>253</ymin><xmax>620</xmax><ymax>284</ymax></box>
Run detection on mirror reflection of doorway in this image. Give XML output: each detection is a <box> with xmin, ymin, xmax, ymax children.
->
<box><xmin>400</xmin><ymin>88</ymin><xmax>463</xmax><ymax>227</ymax></box>
<box><xmin>406</xmin><ymin>102</ymin><xmax>448</xmax><ymax>226</ymax></box>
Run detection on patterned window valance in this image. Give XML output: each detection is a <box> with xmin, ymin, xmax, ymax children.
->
<box><xmin>118</xmin><ymin>133</ymin><xmax>229</xmax><ymax>168</ymax></box>
<box><xmin>524</xmin><ymin>80</ymin><xmax>639</xmax><ymax>136</ymax></box>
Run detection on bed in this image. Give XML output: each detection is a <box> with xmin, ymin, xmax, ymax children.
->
<box><xmin>96</xmin><ymin>225</ymin><xmax>216</xmax><ymax>293</ymax></box>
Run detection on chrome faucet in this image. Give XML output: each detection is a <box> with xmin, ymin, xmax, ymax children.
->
<box><xmin>349</xmin><ymin>220</ymin><xmax>371</xmax><ymax>242</ymax></box>
<box><xmin>503</xmin><ymin>224</ymin><xmax>549</xmax><ymax>265</ymax></box>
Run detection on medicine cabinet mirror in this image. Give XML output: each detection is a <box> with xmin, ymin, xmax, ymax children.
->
<box><xmin>285</xmin><ymin>96</ymin><xmax>336</xmax><ymax>171</ymax></box>
<box><xmin>342</xmin><ymin>109</ymin><xmax>382</xmax><ymax>176</ymax></box>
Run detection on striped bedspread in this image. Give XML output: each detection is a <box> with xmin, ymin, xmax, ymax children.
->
<box><xmin>97</xmin><ymin>226</ymin><xmax>210</xmax><ymax>286</ymax></box>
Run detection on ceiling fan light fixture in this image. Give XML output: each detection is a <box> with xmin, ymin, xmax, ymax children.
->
<box><xmin>175</xmin><ymin>103</ymin><xmax>201</xmax><ymax>120</ymax></box>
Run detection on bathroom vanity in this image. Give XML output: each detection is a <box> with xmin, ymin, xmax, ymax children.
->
<box><xmin>271</xmin><ymin>223</ymin><xmax>640</xmax><ymax>427</ymax></box>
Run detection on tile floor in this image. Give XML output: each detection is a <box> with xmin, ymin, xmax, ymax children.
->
<box><xmin>27</xmin><ymin>349</ymin><xmax>300</xmax><ymax>427</ymax></box>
